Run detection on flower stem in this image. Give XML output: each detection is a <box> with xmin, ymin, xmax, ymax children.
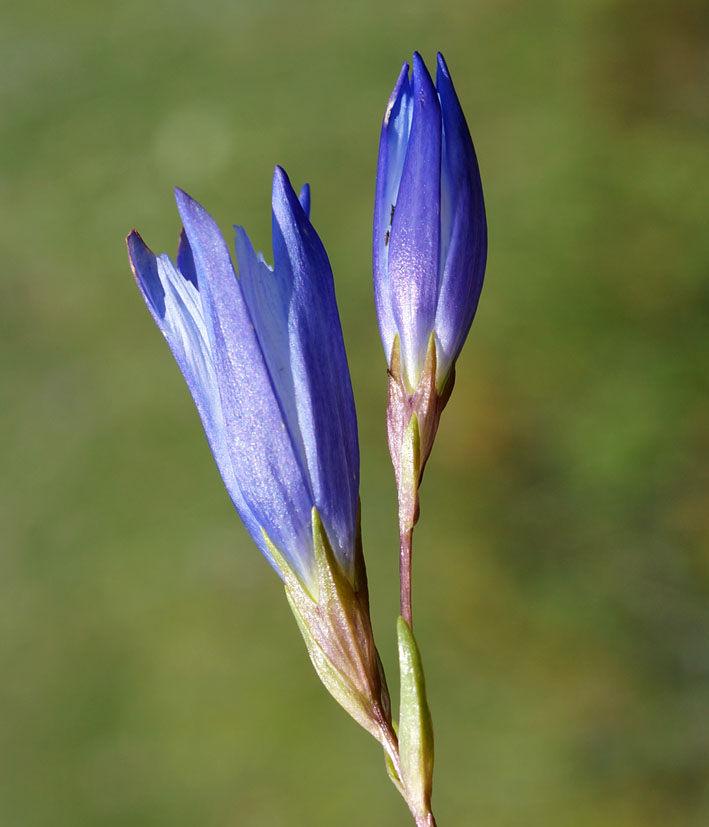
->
<box><xmin>397</xmin><ymin>459</ymin><xmax>420</xmax><ymax>629</ymax></box>
<box><xmin>399</xmin><ymin>524</ymin><xmax>414</xmax><ymax>628</ymax></box>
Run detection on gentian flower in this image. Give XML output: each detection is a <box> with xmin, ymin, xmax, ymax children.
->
<box><xmin>126</xmin><ymin>167</ymin><xmax>396</xmax><ymax>763</ymax></box>
<box><xmin>373</xmin><ymin>52</ymin><xmax>487</xmax><ymax>531</ymax></box>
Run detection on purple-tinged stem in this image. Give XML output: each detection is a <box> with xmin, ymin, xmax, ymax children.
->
<box><xmin>399</xmin><ymin>525</ymin><xmax>414</xmax><ymax>628</ymax></box>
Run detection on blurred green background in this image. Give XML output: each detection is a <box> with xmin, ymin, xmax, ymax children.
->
<box><xmin>1</xmin><ymin>0</ymin><xmax>707</xmax><ymax>825</ymax></box>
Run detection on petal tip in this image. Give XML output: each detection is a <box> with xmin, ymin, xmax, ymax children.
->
<box><xmin>126</xmin><ymin>229</ymin><xmax>151</xmax><ymax>264</ymax></box>
<box><xmin>126</xmin><ymin>229</ymin><xmax>165</xmax><ymax>318</ymax></box>
<box><xmin>173</xmin><ymin>186</ymin><xmax>192</xmax><ymax>210</ymax></box>
<box><xmin>385</xmin><ymin>62</ymin><xmax>412</xmax><ymax>125</ymax></box>
<box><xmin>271</xmin><ymin>165</ymin><xmax>301</xmax><ymax>216</ymax></box>
<box><xmin>411</xmin><ymin>52</ymin><xmax>438</xmax><ymax>107</ymax></box>
<box><xmin>436</xmin><ymin>53</ymin><xmax>457</xmax><ymax>96</ymax></box>
<box><xmin>272</xmin><ymin>164</ymin><xmax>289</xmax><ymax>190</ymax></box>
<box><xmin>174</xmin><ymin>187</ymin><xmax>212</xmax><ymax>235</ymax></box>
<box><xmin>298</xmin><ymin>183</ymin><xmax>311</xmax><ymax>218</ymax></box>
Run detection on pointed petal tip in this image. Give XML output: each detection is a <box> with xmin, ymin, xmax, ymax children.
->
<box><xmin>126</xmin><ymin>229</ymin><xmax>151</xmax><ymax>264</ymax></box>
<box><xmin>411</xmin><ymin>50</ymin><xmax>435</xmax><ymax>93</ymax></box>
<box><xmin>176</xmin><ymin>225</ymin><xmax>188</xmax><ymax>254</ymax></box>
<box><xmin>174</xmin><ymin>188</ymin><xmax>198</xmax><ymax>223</ymax></box>
<box><xmin>233</xmin><ymin>223</ymin><xmax>259</xmax><ymax>258</ymax></box>
<box><xmin>126</xmin><ymin>231</ymin><xmax>151</xmax><ymax>291</ymax></box>
<box><xmin>174</xmin><ymin>187</ymin><xmax>216</xmax><ymax>239</ymax></box>
<box><xmin>385</xmin><ymin>62</ymin><xmax>412</xmax><ymax>124</ymax></box>
<box><xmin>272</xmin><ymin>164</ymin><xmax>290</xmax><ymax>190</ymax></box>
<box><xmin>298</xmin><ymin>182</ymin><xmax>311</xmax><ymax>218</ymax></box>
<box><xmin>272</xmin><ymin>164</ymin><xmax>289</xmax><ymax>197</ymax></box>
<box><xmin>176</xmin><ymin>225</ymin><xmax>198</xmax><ymax>287</ymax></box>
<box><xmin>271</xmin><ymin>164</ymin><xmax>302</xmax><ymax>217</ymax></box>
<box><xmin>412</xmin><ymin>51</ymin><xmax>435</xmax><ymax>86</ymax></box>
<box><xmin>173</xmin><ymin>186</ymin><xmax>194</xmax><ymax>211</ymax></box>
<box><xmin>126</xmin><ymin>228</ymin><xmax>166</xmax><ymax>318</ymax></box>
<box><xmin>174</xmin><ymin>188</ymin><xmax>212</xmax><ymax>225</ymax></box>
<box><xmin>436</xmin><ymin>52</ymin><xmax>457</xmax><ymax>95</ymax></box>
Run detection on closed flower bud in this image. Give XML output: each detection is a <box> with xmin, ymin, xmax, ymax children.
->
<box><xmin>373</xmin><ymin>53</ymin><xmax>487</xmax><ymax>519</ymax></box>
<box><xmin>374</xmin><ymin>51</ymin><xmax>487</xmax><ymax>393</ymax></box>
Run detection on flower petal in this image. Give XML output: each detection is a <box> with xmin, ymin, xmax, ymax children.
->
<box><xmin>433</xmin><ymin>52</ymin><xmax>487</xmax><ymax>380</ymax></box>
<box><xmin>387</xmin><ymin>53</ymin><xmax>442</xmax><ymax>388</ymax></box>
<box><xmin>298</xmin><ymin>182</ymin><xmax>311</xmax><ymax>219</ymax></box>
<box><xmin>271</xmin><ymin>166</ymin><xmax>360</xmax><ymax>576</ymax></box>
<box><xmin>174</xmin><ymin>188</ymin><xmax>317</xmax><ymax>586</ymax></box>
<box><xmin>127</xmin><ymin>232</ymin><xmax>218</xmax><ymax>453</ymax></box>
<box><xmin>127</xmin><ymin>231</ymin><xmax>271</xmax><ymax>563</ymax></box>
<box><xmin>233</xmin><ymin>220</ymin><xmax>310</xmax><ymax>521</ymax></box>
<box><xmin>373</xmin><ymin>61</ymin><xmax>412</xmax><ymax>365</ymax></box>
<box><xmin>176</xmin><ymin>228</ymin><xmax>198</xmax><ymax>288</ymax></box>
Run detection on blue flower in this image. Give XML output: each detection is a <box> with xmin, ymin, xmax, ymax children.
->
<box><xmin>126</xmin><ymin>170</ymin><xmax>397</xmax><ymax>758</ymax></box>
<box><xmin>127</xmin><ymin>167</ymin><xmax>359</xmax><ymax>596</ymax></box>
<box><xmin>373</xmin><ymin>52</ymin><xmax>487</xmax><ymax>392</ymax></box>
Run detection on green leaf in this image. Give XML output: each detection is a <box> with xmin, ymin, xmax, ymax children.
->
<box><xmin>397</xmin><ymin>616</ymin><xmax>434</xmax><ymax>818</ymax></box>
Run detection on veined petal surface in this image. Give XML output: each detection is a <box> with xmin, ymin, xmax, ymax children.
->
<box><xmin>130</xmin><ymin>172</ymin><xmax>359</xmax><ymax>590</ymax></box>
<box><xmin>175</xmin><ymin>188</ymin><xmax>317</xmax><ymax>585</ymax></box>
<box><xmin>126</xmin><ymin>231</ymin><xmax>270</xmax><ymax>565</ymax></box>
<box><xmin>270</xmin><ymin>167</ymin><xmax>359</xmax><ymax>576</ymax></box>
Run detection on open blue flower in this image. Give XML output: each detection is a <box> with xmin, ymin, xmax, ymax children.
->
<box><xmin>373</xmin><ymin>52</ymin><xmax>487</xmax><ymax>391</ymax></box>
<box><xmin>127</xmin><ymin>167</ymin><xmax>359</xmax><ymax>595</ymax></box>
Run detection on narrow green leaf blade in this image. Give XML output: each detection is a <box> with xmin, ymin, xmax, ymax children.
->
<box><xmin>397</xmin><ymin>616</ymin><xmax>434</xmax><ymax>818</ymax></box>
